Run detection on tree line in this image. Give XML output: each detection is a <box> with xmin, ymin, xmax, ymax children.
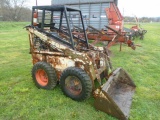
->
<box><xmin>0</xmin><ymin>0</ymin><xmax>31</xmax><ymax>21</ymax></box>
<box><xmin>0</xmin><ymin>1</ymin><xmax>160</xmax><ymax>22</ymax></box>
<box><xmin>124</xmin><ymin>16</ymin><xmax>160</xmax><ymax>23</ymax></box>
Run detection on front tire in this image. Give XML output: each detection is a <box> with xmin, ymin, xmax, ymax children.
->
<box><xmin>32</xmin><ymin>62</ymin><xmax>57</xmax><ymax>90</ymax></box>
<box><xmin>60</xmin><ymin>67</ymin><xmax>92</xmax><ymax>101</ymax></box>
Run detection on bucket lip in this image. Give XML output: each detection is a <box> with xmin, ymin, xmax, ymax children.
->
<box><xmin>112</xmin><ymin>67</ymin><xmax>122</xmax><ymax>75</ymax></box>
<box><xmin>102</xmin><ymin>67</ymin><xmax>136</xmax><ymax>92</ymax></box>
<box><xmin>109</xmin><ymin>67</ymin><xmax>136</xmax><ymax>87</ymax></box>
<box><xmin>94</xmin><ymin>96</ymin><xmax>129</xmax><ymax>120</ymax></box>
<box><xmin>101</xmin><ymin>68</ymin><xmax>122</xmax><ymax>92</ymax></box>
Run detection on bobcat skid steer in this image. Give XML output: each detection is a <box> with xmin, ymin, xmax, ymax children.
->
<box><xmin>25</xmin><ymin>5</ymin><xmax>136</xmax><ymax>120</ymax></box>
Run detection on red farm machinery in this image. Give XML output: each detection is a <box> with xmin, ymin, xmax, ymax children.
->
<box><xmin>71</xmin><ymin>1</ymin><xmax>147</xmax><ymax>51</ymax></box>
<box><xmin>86</xmin><ymin>2</ymin><xmax>147</xmax><ymax>51</ymax></box>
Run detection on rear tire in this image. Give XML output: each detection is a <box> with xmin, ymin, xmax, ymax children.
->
<box><xmin>32</xmin><ymin>62</ymin><xmax>57</xmax><ymax>90</ymax></box>
<box><xmin>60</xmin><ymin>67</ymin><xmax>92</xmax><ymax>101</ymax></box>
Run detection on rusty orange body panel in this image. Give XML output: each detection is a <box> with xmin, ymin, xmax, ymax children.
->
<box><xmin>87</xmin><ymin>33</ymin><xmax>127</xmax><ymax>42</ymax></box>
<box><xmin>105</xmin><ymin>3</ymin><xmax>123</xmax><ymax>32</ymax></box>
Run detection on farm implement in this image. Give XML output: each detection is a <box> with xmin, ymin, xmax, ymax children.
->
<box><xmin>85</xmin><ymin>2</ymin><xmax>147</xmax><ymax>50</ymax></box>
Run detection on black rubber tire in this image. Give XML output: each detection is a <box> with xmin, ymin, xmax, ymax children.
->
<box><xmin>32</xmin><ymin>62</ymin><xmax>57</xmax><ymax>90</ymax></box>
<box><xmin>60</xmin><ymin>67</ymin><xmax>92</xmax><ymax>101</ymax></box>
<box><xmin>137</xmin><ymin>31</ymin><xmax>140</xmax><ymax>37</ymax></box>
<box><xmin>143</xmin><ymin>30</ymin><xmax>147</xmax><ymax>34</ymax></box>
<box><xmin>140</xmin><ymin>35</ymin><xmax>144</xmax><ymax>40</ymax></box>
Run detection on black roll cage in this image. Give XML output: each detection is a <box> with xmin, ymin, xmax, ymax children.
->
<box><xmin>32</xmin><ymin>5</ymin><xmax>89</xmax><ymax>50</ymax></box>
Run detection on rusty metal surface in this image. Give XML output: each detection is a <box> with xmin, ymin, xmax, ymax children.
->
<box><xmin>94</xmin><ymin>68</ymin><xmax>136</xmax><ymax>120</ymax></box>
<box><xmin>27</xmin><ymin>26</ymin><xmax>136</xmax><ymax>119</ymax></box>
<box><xmin>69</xmin><ymin>2</ymin><xmax>136</xmax><ymax>51</ymax></box>
<box><xmin>26</xmin><ymin>26</ymin><xmax>109</xmax><ymax>88</ymax></box>
<box><xmin>26</xmin><ymin>5</ymin><xmax>136</xmax><ymax>119</ymax></box>
<box><xmin>72</xmin><ymin>24</ymin><xmax>136</xmax><ymax>51</ymax></box>
<box><xmin>86</xmin><ymin>25</ymin><xmax>136</xmax><ymax>51</ymax></box>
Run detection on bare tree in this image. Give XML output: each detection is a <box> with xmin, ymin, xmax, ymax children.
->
<box><xmin>1</xmin><ymin>0</ymin><xmax>31</xmax><ymax>21</ymax></box>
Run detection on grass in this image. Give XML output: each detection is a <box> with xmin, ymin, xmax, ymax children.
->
<box><xmin>110</xmin><ymin>23</ymin><xmax>160</xmax><ymax>120</ymax></box>
<box><xmin>0</xmin><ymin>22</ymin><xmax>160</xmax><ymax>120</ymax></box>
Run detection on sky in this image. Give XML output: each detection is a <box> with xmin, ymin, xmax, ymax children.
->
<box><xmin>27</xmin><ymin>0</ymin><xmax>160</xmax><ymax>17</ymax></box>
<box><xmin>118</xmin><ymin>0</ymin><xmax>160</xmax><ymax>17</ymax></box>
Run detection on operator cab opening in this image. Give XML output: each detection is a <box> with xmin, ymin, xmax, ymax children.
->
<box><xmin>32</xmin><ymin>5</ymin><xmax>89</xmax><ymax>50</ymax></box>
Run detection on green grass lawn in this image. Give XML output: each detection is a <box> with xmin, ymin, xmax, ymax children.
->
<box><xmin>0</xmin><ymin>22</ymin><xmax>160</xmax><ymax>120</ymax></box>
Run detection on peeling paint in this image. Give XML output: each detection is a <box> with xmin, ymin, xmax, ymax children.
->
<box><xmin>26</xmin><ymin>26</ymin><xmax>109</xmax><ymax>89</ymax></box>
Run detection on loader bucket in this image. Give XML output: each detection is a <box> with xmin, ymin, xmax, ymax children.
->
<box><xmin>94</xmin><ymin>68</ymin><xmax>136</xmax><ymax>120</ymax></box>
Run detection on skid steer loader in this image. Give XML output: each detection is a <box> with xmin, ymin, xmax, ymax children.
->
<box><xmin>25</xmin><ymin>5</ymin><xmax>136</xmax><ymax>120</ymax></box>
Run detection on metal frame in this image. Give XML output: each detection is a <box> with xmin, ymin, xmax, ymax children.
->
<box><xmin>31</xmin><ymin>5</ymin><xmax>89</xmax><ymax>50</ymax></box>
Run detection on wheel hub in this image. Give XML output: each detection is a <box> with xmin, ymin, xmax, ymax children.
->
<box><xmin>36</xmin><ymin>69</ymin><xmax>48</xmax><ymax>86</ymax></box>
<box><xmin>65</xmin><ymin>76</ymin><xmax>82</xmax><ymax>95</ymax></box>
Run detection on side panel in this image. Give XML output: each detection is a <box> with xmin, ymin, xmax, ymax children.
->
<box><xmin>52</xmin><ymin>1</ymin><xmax>111</xmax><ymax>30</ymax></box>
<box><xmin>52</xmin><ymin>0</ymin><xmax>115</xmax><ymax>4</ymax></box>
